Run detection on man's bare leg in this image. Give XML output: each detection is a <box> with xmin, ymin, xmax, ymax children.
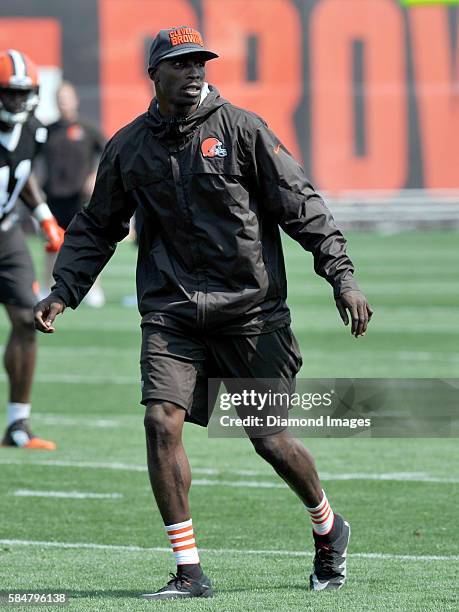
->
<box><xmin>143</xmin><ymin>400</ymin><xmax>210</xmax><ymax>594</ymax></box>
<box><xmin>4</xmin><ymin>305</ymin><xmax>36</xmax><ymax>403</ymax></box>
<box><xmin>2</xmin><ymin>304</ymin><xmax>55</xmax><ymax>449</ymax></box>
<box><xmin>250</xmin><ymin>431</ymin><xmax>323</xmax><ymax>506</ymax></box>
<box><xmin>250</xmin><ymin>430</ymin><xmax>350</xmax><ymax>591</ymax></box>
<box><xmin>144</xmin><ymin>401</ymin><xmax>190</xmax><ymax>524</ymax></box>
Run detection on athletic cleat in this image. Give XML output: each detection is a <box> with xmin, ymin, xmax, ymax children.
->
<box><xmin>310</xmin><ymin>513</ymin><xmax>350</xmax><ymax>591</ymax></box>
<box><xmin>1</xmin><ymin>419</ymin><xmax>57</xmax><ymax>450</ymax></box>
<box><xmin>140</xmin><ymin>572</ymin><xmax>213</xmax><ymax>600</ymax></box>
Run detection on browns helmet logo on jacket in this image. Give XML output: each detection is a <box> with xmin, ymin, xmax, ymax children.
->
<box><xmin>67</xmin><ymin>124</ymin><xmax>84</xmax><ymax>141</ymax></box>
<box><xmin>201</xmin><ymin>137</ymin><xmax>227</xmax><ymax>158</ymax></box>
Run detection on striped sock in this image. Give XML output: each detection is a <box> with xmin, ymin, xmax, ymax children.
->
<box><xmin>165</xmin><ymin>518</ymin><xmax>200</xmax><ymax>566</ymax></box>
<box><xmin>306</xmin><ymin>491</ymin><xmax>335</xmax><ymax>536</ymax></box>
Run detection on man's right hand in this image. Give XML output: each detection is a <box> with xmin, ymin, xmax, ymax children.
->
<box><xmin>33</xmin><ymin>296</ymin><xmax>66</xmax><ymax>333</ymax></box>
<box><xmin>41</xmin><ymin>218</ymin><xmax>65</xmax><ymax>253</ymax></box>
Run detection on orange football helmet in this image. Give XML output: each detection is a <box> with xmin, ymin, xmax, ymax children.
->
<box><xmin>0</xmin><ymin>49</ymin><xmax>39</xmax><ymax>126</ymax></box>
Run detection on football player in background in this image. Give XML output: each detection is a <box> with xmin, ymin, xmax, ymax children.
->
<box><xmin>0</xmin><ymin>49</ymin><xmax>64</xmax><ymax>449</ymax></box>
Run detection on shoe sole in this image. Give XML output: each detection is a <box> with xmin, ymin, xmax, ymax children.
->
<box><xmin>140</xmin><ymin>588</ymin><xmax>213</xmax><ymax>600</ymax></box>
<box><xmin>1</xmin><ymin>440</ymin><xmax>57</xmax><ymax>450</ymax></box>
<box><xmin>309</xmin><ymin>520</ymin><xmax>351</xmax><ymax>591</ymax></box>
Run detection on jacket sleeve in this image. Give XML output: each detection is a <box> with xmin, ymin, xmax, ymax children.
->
<box><xmin>51</xmin><ymin>139</ymin><xmax>136</xmax><ymax>308</ymax></box>
<box><xmin>252</xmin><ymin>120</ymin><xmax>359</xmax><ymax>297</ymax></box>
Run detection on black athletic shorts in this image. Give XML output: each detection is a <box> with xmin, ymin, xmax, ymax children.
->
<box><xmin>0</xmin><ymin>223</ymin><xmax>37</xmax><ymax>308</ymax></box>
<box><xmin>140</xmin><ymin>323</ymin><xmax>303</xmax><ymax>429</ymax></box>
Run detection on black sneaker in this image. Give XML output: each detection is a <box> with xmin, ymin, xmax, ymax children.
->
<box><xmin>140</xmin><ymin>572</ymin><xmax>213</xmax><ymax>600</ymax></box>
<box><xmin>309</xmin><ymin>513</ymin><xmax>350</xmax><ymax>591</ymax></box>
<box><xmin>1</xmin><ymin>419</ymin><xmax>56</xmax><ymax>450</ymax></box>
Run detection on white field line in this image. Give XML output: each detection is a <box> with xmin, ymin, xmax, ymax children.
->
<box><xmin>0</xmin><ymin>459</ymin><xmax>457</xmax><ymax>483</ymax></box>
<box><xmin>0</xmin><ymin>539</ymin><xmax>457</xmax><ymax>563</ymax></box>
<box><xmin>397</xmin><ymin>351</ymin><xmax>459</xmax><ymax>362</ymax></box>
<box><xmin>1</xmin><ymin>364</ymin><xmax>458</xmax><ymax>387</ymax></box>
<box><xmin>4</xmin><ymin>345</ymin><xmax>459</xmax><ymax>362</ymax></box>
<box><xmin>0</xmin><ymin>345</ymin><xmax>139</xmax><ymax>357</ymax></box>
<box><xmin>189</xmin><ymin>474</ymin><xmax>459</xmax><ymax>487</ymax></box>
<box><xmin>192</xmin><ymin>479</ymin><xmax>285</xmax><ymax>489</ymax></box>
<box><xmin>3</xmin><ymin>369</ymin><xmax>454</xmax><ymax>385</ymax></box>
<box><xmin>4</xmin><ymin>345</ymin><xmax>459</xmax><ymax>363</ymax></box>
<box><xmin>0</xmin><ymin>373</ymin><xmax>135</xmax><ymax>385</ymax></box>
<box><xmin>32</xmin><ymin>415</ymin><xmax>120</xmax><ymax>428</ymax></box>
<box><xmin>12</xmin><ymin>489</ymin><xmax>122</xmax><ymax>500</ymax></box>
<box><xmin>293</xmin><ymin>321</ymin><xmax>459</xmax><ymax>334</ymax></box>
<box><xmin>0</xmin><ymin>458</ymin><xmax>156</xmax><ymax>473</ymax></box>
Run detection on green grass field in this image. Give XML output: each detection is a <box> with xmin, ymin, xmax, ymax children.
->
<box><xmin>0</xmin><ymin>230</ymin><xmax>458</xmax><ymax>611</ymax></box>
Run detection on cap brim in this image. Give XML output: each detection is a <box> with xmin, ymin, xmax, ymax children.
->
<box><xmin>153</xmin><ymin>47</ymin><xmax>218</xmax><ymax>69</ymax></box>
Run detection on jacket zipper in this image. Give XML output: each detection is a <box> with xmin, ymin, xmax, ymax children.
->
<box><xmin>169</xmin><ymin>150</ymin><xmax>206</xmax><ymax>329</ymax></box>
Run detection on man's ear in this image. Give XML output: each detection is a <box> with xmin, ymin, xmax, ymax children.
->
<box><xmin>148</xmin><ymin>67</ymin><xmax>157</xmax><ymax>82</ymax></box>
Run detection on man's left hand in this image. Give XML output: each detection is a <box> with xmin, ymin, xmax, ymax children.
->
<box><xmin>335</xmin><ymin>290</ymin><xmax>373</xmax><ymax>338</ymax></box>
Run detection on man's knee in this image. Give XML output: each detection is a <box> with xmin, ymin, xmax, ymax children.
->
<box><xmin>250</xmin><ymin>432</ymin><xmax>288</xmax><ymax>464</ymax></box>
<box><xmin>144</xmin><ymin>401</ymin><xmax>185</xmax><ymax>445</ymax></box>
<box><xmin>8</xmin><ymin>308</ymin><xmax>35</xmax><ymax>339</ymax></box>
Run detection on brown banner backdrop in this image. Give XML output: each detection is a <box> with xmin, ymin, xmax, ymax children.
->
<box><xmin>0</xmin><ymin>0</ymin><xmax>457</xmax><ymax>193</ymax></box>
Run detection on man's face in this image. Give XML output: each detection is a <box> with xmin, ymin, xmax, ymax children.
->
<box><xmin>152</xmin><ymin>55</ymin><xmax>206</xmax><ymax>108</ymax></box>
<box><xmin>0</xmin><ymin>89</ymin><xmax>29</xmax><ymax>114</ymax></box>
<box><xmin>57</xmin><ymin>84</ymin><xmax>79</xmax><ymax>119</ymax></box>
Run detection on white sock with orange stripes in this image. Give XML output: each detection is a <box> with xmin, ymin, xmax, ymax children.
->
<box><xmin>305</xmin><ymin>491</ymin><xmax>335</xmax><ymax>536</ymax></box>
<box><xmin>165</xmin><ymin>518</ymin><xmax>200</xmax><ymax>568</ymax></box>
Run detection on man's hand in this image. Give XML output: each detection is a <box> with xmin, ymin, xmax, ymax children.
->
<box><xmin>335</xmin><ymin>290</ymin><xmax>373</xmax><ymax>338</ymax></box>
<box><xmin>31</xmin><ymin>203</ymin><xmax>65</xmax><ymax>253</ymax></box>
<box><xmin>33</xmin><ymin>296</ymin><xmax>66</xmax><ymax>333</ymax></box>
<box><xmin>41</xmin><ymin>218</ymin><xmax>65</xmax><ymax>252</ymax></box>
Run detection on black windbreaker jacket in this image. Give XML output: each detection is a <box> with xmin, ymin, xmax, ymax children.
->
<box><xmin>51</xmin><ymin>85</ymin><xmax>359</xmax><ymax>334</ymax></box>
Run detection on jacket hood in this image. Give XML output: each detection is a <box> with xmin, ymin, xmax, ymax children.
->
<box><xmin>146</xmin><ymin>84</ymin><xmax>228</xmax><ymax>143</ymax></box>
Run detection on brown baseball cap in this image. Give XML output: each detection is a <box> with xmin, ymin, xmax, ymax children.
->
<box><xmin>148</xmin><ymin>26</ymin><xmax>219</xmax><ymax>72</ymax></box>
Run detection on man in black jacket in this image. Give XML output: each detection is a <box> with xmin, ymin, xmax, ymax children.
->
<box><xmin>34</xmin><ymin>26</ymin><xmax>373</xmax><ymax>600</ymax></box>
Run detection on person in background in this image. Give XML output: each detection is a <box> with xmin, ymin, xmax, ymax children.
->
<box><xmin>40</xmin><ymin>81</ymin><xmax>106</xmax><ymax>307</ymax></box>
